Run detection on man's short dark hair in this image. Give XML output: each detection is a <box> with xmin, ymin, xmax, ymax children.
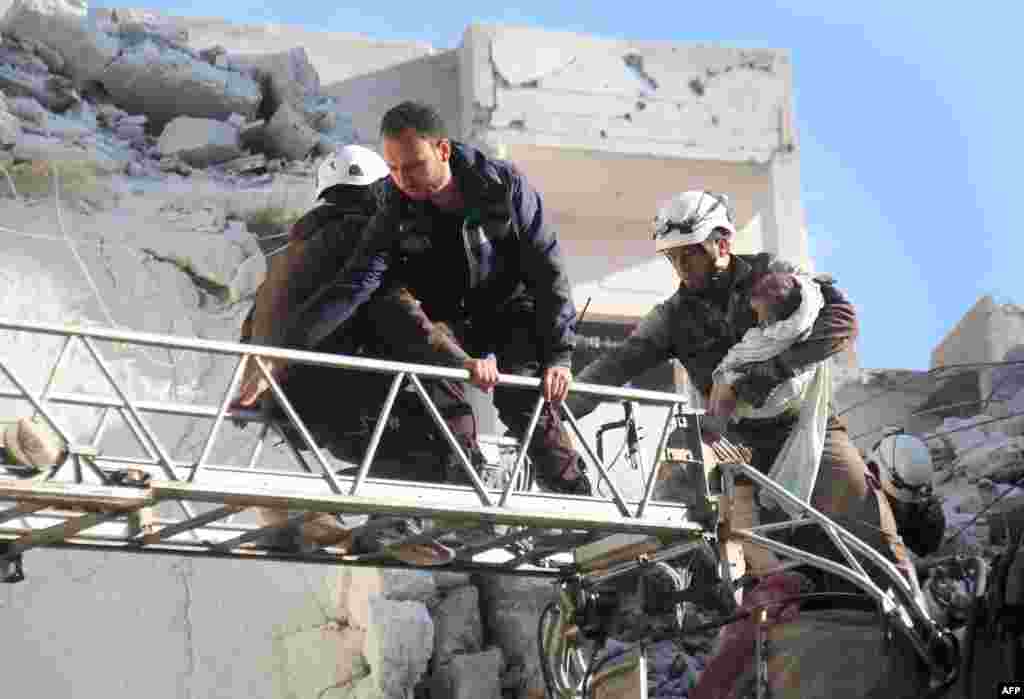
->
<box><xmin>380</xmin><ymin>101</ymin><xmax>448</xmax><ymax>140</ymax></box>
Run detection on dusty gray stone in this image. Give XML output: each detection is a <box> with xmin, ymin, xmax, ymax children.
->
<box><xmin>231</xmin><ymin>46</ymin><xmax>319</xmax><ymax>117</ymax></box>
<box><xmin>0</xmin><ymin>109</ymin><xmax>21</xmax><ymax>146</ymax></box>
<box><xmin>158</xmin><ymin>155</ymin><xmax>191</xmax><ymax>176</ymax></box>
<box><xmin>430</xmin><ymin>647</ymin><xmax>504</xmax><ymax>699</ymax></box>
<box><xmin>433</xmin><ymin>585</ymin><xmax>483</xmax><ymax>669</ymax></box>
<box><xmin>371</xmin><ymin>598</ymin><xmax>434</xmax><ymax>699</ymax></box>
<box><xmin>433</xmin><ymin>571</ymin><xmax>473</xmax><ymax>591</ymax></box>
<box><xmin>259</xmin><ymin>100</ymin><xmax>324</xmax><ymax>161</ymax></box>
<box><xmin>95</xmin><ymin>102</ymin><xmax>125</xmax><ymax>126</ymax></box>
<box><xmin>157</xmin><ymin>116</ymin><xmax>241</xmax><ymax>168</ymax></box>
<box><xmin>100</xmin><ymin>38</ymin><xmax>260</xmax><ymax>129</ymax></box>
<box><xmin>312</xmin><ymin>107</ymin><xmax>337</xmax><ymax>134</ymax></box>
<box><xmin>7</xmin><ymin>95</ymin><xmax>45</xmax><ymax>125</ymax></box>
<box><xmin>382</xmin><ymin>569</ymin><xmax>438</xmax><ymax>603</ymax></box>
<box><xmin>29</xmin><ymin>37</ymin><xmax>64</xmax><ymax>74</ymax></box>
<box><xmin>198</xmin><ymin>44</ymin><xmax>227</xmax><ymax>66</ymax></box>
<box><xmin>474</xmin><ymin>574</ymin><xmax>557</xmax><ymax>698</ymax></box>
<box><xmin>107</xmin><ymin>7</ymin><xmax>189</xmax><ymax>45</ymax></box>
<box><xmin>0</xmin><ymin>63</ymin><xmax>78</xmax><ymax>112</ymax></box>
<box><xmin>115</xmin><ymin>121</ymin><xmax>145</xmax><ymax>145</ymax></box>
<box><xmin>220</xmin><ymin>153</ymin><xmax>266</xmax><ymax>174</ymax></box>
<box><xmin>1</xmin><ymin>0</ymin><xmax>120</xmax><ymax>83</ymax></box>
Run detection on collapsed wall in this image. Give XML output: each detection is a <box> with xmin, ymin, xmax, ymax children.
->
<box><xmin>0</xmin><ymin>0</ymin><xmax>359</xmax><ymax>183</ymax></box>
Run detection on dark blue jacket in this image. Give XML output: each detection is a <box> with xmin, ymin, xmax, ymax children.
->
<box><xmin>300</xmin><ymin>143</ymin><xmax>578</xmax><ymax>368</ymax></box>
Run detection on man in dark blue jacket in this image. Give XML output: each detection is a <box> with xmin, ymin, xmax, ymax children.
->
<box><xmin>287</xmin><ymin>101</ymin><xmax>589</xmax><ymax>495</ymax></box>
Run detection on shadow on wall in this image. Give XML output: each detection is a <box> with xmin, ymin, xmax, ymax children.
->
<box><xmin>322</xmin><ymin>50</ymin><xmax>462</xmax><ymax>146</ymax></box>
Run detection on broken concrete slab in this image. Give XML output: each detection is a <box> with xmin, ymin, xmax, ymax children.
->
<box><xmin>6</xmin><ymin>33</ymin><xmax>68</xmax><ymax>75</ymax></box>
<box><xmin>302</xmin><ymin>95</ymin><xmax>359</xmax><ymax>145</ymax></box>
<box><xmin>0</xmin><ymin>63</ymin><xmax>78</xmax><ymax>112</ymax></box>
<box><xmin>94</xmin><ymin>102</ymin><xmax>125</xmax><ymax>126</ymax></box>
<box><xmin>474</xmin><ymin>574</ymin><xmax>556</xmax><ymax>698</ymax></box>
<box><xmin>1</xmin><ymin>36</ymin><xmax>56</xmax><ymax>75</ymax></box>
<box><xmin>157</xmin><ymin>155</ymin><xmax>192</xmax><ymax>176</ymax></box>
<box><xmin>220</xmin><ymin>153</ymin><xmax>265</xmax><ymax>174</ymax></box>
<box><xmin>433</xmin><ymin>571</ymin><xmax>473</xmax><ymax>592</ymax></box>
<box><xmin>430</xmin><ymin>647</ymin><xmax>504</xmax><ymax>699</ymax></box>
<box><xmin>230</xmin><ymin>46</ymin><xmax>319</xmax><ymax>117</ymax></box>
<box><xmin>381</xmin><ymin>569</ymin><xmax>438</xmax><ymax>604</ymax></box>
<box><xmin>100</xmin><ymin>37</ymin><xmax>261</xmax><ymax>130</ymax></box>
<box><xmin>6</xmin><ymin>94</ymin><xmax>46</xmax><ymax>124</ymax></box>
<box><xmin>432</xmin><ymin>585</ymin><xmax>483</xmax><ymax>669</ymax></box>
<box><xmin>1</xmin><ymin>0</ymin><xmax>120</xmax><ymax>83</ymax></box>
<box><xmin>371</xmin><ymin>598</ymin><xmax>434</xmax><ymax>699</ymax></box>
<box><xmin>259</xmin><ymin>100</ymin><xmax>326</xmax><ymax>161</ymax></box>
<box><xmin>156</xmin><ymin>116</ymin><xmax>241</xmax><ymax>168</ymax></box>
<box><xmin>115</xmin><ymin>120</ymin><xmax>145</xmax><ymax>146</ymax></box>
<box><xmin>103</xmin><ymin>7</ymin><xmax>190</xmax><ymax>46</ymax></box>
<box><xmin>28</xmin><ymin>39</ymin><xmax>65</xmax><ymax>75</ymax></box>
<box><xmin>0</xmin><ymin>109</ymin><xmax>20</xmax><ymax>147</ymax></box>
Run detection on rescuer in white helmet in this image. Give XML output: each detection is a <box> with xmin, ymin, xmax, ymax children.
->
<box><xmin>566</xmin><ymin>188</ymin><xmax>918</xmax><ymax>697</ymax></box>
<box><xmin>311</xmin><ymin>144</ymin><xmax>391</xmax><ymax>204</ymax></box>
<box><xmin>866</xmin><ymin>432</ymin><xmax>946</xmax><ymax>558</ymax></box>
<box><xmin>231</xmin><ymin>144</ymin><xmax>484</xmax><ymax>564</ymax></box>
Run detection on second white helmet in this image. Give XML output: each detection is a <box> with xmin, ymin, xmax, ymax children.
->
<box><xmin>313</xmin><ymin>145</ymin><xmax>390</xmax><ymax>202</ymax></box>
<box><xmin>652</xmin><ymin>190</ymin><xmax>736</xmax><ymax>252</ymax></box>
<box><xmin>868</xmin><ymin>433</ymin><xmax>934</xmax><ymax>503</ymax></box>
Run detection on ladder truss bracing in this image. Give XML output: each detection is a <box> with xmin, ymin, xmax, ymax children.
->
<box><xmin>0</xmin><ymin>318</ymin><xmax>704</xmax><ymax>578</ymax></box>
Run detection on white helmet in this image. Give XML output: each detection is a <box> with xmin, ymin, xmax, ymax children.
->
<box><xmin>868</xmin><ymin>433</ymin><xmax>934</xmax><ymax>503</ymax></box>
<box><xmin>313</xmin><ymin>145</ymin><xmax>390</xmax><ymax>202</ymax></box>
<box><xmin>652</xmin><ymin>190</ymin><xmax>736</xmax><ymax>252</ymax></box>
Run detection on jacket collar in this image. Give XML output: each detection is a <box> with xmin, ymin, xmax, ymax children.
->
<box><xmin>449</xmin><ymin>142</ymin><xmax>508</xmax><ymax>206</ymax></box>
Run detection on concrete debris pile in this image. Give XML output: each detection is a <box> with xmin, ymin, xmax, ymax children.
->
<box><xmin>925</xmin><ymin>372</ymin><xmax>1024</xmax><ymax>555</ymax></box>
<box><xmin>374</xmin><ymin>571</ymin><xmax>546</xmax><ymax>699</ymax></box>
<box><xmin>375</xmin><ymin>567</ymin><xmax>717</xmax><ymax>699</ymax></box>
<box><xmin>0</xmin><ymin>0</ymin><xmax>358</xmax><ymax>187</ymax></box>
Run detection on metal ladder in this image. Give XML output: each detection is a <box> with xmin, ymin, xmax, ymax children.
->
<box><xmin>0</xmin><ymin>318</ymin><xmax>958</xmax><ymax>685</ymax></box>
<box><xmin>0</xmin><ymin>318</ymin><xmax>704</xmax><ymax>581</ymax></box>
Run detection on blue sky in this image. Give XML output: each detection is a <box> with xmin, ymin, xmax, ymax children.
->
<box><xmin>130</xmin><ymin>0</ymin><xmax>1016</xmax><ymax>370</ymax></box>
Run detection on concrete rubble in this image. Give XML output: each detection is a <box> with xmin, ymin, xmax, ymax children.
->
<box><xmin>924</xmin><ymin>376</ymin><xmax>1024</xmax><ymax>554</ymax></box>
<box><xmin>0</xmin><ymin>0</ymin><xmax>358</xmax><ymax>189</ymax></box>
<box><xmin>156</xmin><ymin>115</ymin><xmax>242</xmax><ymax>167</ymax></box>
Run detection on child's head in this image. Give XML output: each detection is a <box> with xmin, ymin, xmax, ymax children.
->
<box><xmin>750</xmin><ymin>272</ymin><xmax>802</xmax><ymax>325</ymax></box>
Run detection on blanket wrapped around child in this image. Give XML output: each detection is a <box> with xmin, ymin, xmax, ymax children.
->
<box><xmin>711</xmin><ymin>274</ymin><xmax>832</xmax><ymax>516</ymax></box>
